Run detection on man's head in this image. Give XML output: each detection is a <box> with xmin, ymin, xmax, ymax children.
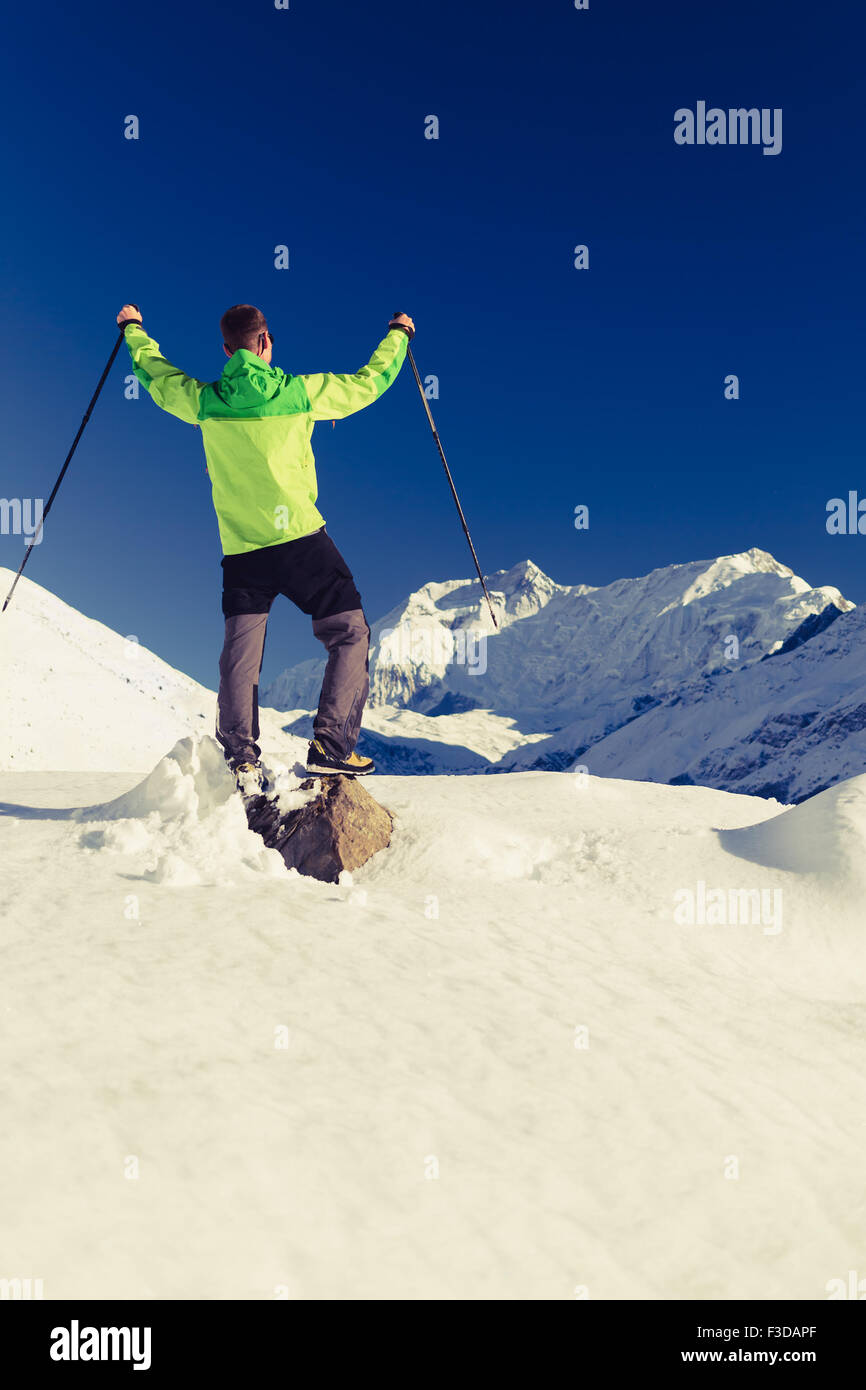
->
<box><xmin>220</xmin><ymin>304</ymin><xmax>273</xmax><ymax>363</ymax></box>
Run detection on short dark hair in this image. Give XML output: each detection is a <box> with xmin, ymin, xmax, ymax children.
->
<box><xmin>220</xmin><ymin>304</ymin><xmax>269</xmax><ymax>352</ymax></box>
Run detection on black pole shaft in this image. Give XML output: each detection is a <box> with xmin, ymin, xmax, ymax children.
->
<box><xmin>405</xmin><ymin>344</ymin><xmax>498</xmax><ymax>629</ymax></box>
<box><xmin>2</xmin><ymin>324</ymin><xmax>130</xmax><ymax>614</ymax></box>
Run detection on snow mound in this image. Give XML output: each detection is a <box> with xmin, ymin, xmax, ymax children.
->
<box><xmin>75</xmin><ymin>735</ymin><xmax>316</xmax><ymax>886</ymax></box>
<box><xmin>87</xmin><ymin>733</ymin><xmax>235</xmax><ymax>822</ymax></box>
<box><xmin>719</xmin><ymin>773</ymin><xmax>866</xmax><ymax>878</ymax></box>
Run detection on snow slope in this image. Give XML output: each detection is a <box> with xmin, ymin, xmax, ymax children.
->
<box><xmin>0</xmin><ymin>566</ymin><xmax>297</xmax><ymax>772</ymax></box>
<box><xmin>550</xmin><ymin>604</ymin><xmax>866</xmax><ymax>802</ymax></box>
<box><xmin>1</xmin><ymin>737</ymin><xmax>865</xmax><ymax>1299</ymax></box>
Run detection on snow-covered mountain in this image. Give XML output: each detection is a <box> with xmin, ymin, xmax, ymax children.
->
<box><xmin>264</xmin><ymin>558</ymin><xmax>578</xmax><ymax>712</ymax></box>
<box><xmin>265</xmin><ymin>549</ymin><xmax>855</xmax><ymax>789</ymax></box>
<box><xmin>558</xmin><ymin>602</ymin><xmax>866</xmax><ymax>803</ymax></box>
<box><xmin>268</xmin><ymin>550</ymin><xmax>846</xmax><ymax>719</ymax></box>
<box><xmin>268</xmin><ymin>544</ymin><xmax>850</xmax><ymax>717</ymax></box>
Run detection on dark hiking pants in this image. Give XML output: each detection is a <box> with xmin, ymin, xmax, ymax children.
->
<box><xmin>216</xmin><ymin>528</ymin><xmax>370</xmax><ymax>766</ymax></box>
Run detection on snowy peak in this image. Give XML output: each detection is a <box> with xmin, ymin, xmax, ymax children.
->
<box><xmin>683</xmin><ymin>547</ymin><xmax>800</xmax><ymax>597</ymax></box>
<box><xmin>672</xmin><ymin>551</ymin><xmax>852</xmax><ymax>629</ymax></box>
<box><xmin>622</xmin><ymin>547</ymin><xmax>838</xmax><ymax>614</ymax></box>
<box><xmin>485</xmin><ymin>558</ymin><xmax>587</xmax><ymax>620</ymax></box>
<box><xmin>381</xmin><ymin>558</ymin><xmax>569</xmax><ymax>632</ymax></box>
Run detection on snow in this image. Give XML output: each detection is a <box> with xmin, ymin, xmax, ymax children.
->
<box><xmin>578</xmin><ymin>604</ymin><xmax>866</xmax><ymax>801</ymax></box>
<box><xmin>0</xmin><ymin>566</ymin><xmax>297</xmax><ymax>773</ymax></box>
<box><xmin>2</xmin><ymin>732</ymin><xmax>866</xmax><ymax>1299</ymax></box>
<box><xmin>72</xmin><ymin>735</ymin><xmax>319</xmax><ymax>886</ymax></box>
<box><xmin>2</xmin><ymin>561</ymin><xmax>865</xmax><ymax>1299</ymax></box>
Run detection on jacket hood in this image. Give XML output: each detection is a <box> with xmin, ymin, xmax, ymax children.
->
<box><xmin>217</xmin><ymin>349</ymin><xmax>286</xmax><ymax>408</ymax></box>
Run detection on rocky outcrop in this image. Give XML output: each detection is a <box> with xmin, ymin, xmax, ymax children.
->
<box><xmin>244</xmin><ymin>777</ymin><xmax>393</xmax><ymax>883</ymax></box>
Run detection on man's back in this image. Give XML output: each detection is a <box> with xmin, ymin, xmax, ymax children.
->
<box><xmin>122</xmin><ymin>319</ymin><xmax>409</xmax><ymax>554</ymax></box>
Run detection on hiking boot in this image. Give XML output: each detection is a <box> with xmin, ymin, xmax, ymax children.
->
<box><xmin>229</xmin><ymin>758</ymin><xmax>270</xmax><ymax>795</ymax></box>
<box><xmin>306</xmin><ymin>739</ymin><xmax>375</xmax><ymax>776</ymax></box>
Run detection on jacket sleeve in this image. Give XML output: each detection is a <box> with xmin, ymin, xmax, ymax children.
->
<box><xmin>299</xmin><ymin>328</ymin><xmax>408</xmax><ymax>421</ymax></box>
<box><xmin>123</xmin><ymin>323</ymin><xmax>205</xmax><ymax>424</ymax></box>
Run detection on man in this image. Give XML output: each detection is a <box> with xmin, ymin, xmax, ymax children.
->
<box><xmin>115</xmin><ymin>301</ymin><xmax>414</xmax><ymax>789</ymax></box>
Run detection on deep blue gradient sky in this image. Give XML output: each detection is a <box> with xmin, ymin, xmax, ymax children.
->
<box><xmin>1</xmin><ymin>0</ymin><xmax>863</xmax><ymax>688</ymax></box>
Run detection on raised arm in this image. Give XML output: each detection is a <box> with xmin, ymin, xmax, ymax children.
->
<box><xmin>116</xmin><ymin>305</ymin><xmax>205</xmax><ymax>425</ymax></box>
<box><xmin>300</xmin><ymin>313</ymin><xmax>414</xmax><ymax>422</ymax></box>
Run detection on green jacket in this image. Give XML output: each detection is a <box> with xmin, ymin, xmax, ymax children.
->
<box><xmin>124</xmin><ymin>322</ymin><xmax>408</xmax><ymax>555</ymax></box>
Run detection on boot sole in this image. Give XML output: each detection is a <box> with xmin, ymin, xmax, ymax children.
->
<box><xmin>305</xmin><ymin>761</ymin><xmax>375</xmax><ymax>777</ymax></box>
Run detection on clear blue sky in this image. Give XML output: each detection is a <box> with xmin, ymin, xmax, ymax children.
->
<box><xmin>1</xmin><ymin>0</ymin><xmax>863</xmax><ymax>688</ymax></box>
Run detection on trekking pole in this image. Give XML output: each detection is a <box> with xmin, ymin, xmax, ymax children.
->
<box><xmin>2</xmin><ymin>306</ymin><xmax>139</xmax><ymax>614</ymax></box>
<box><xmin>399</xmin><ymin>318</ymin><xmax>499</xmax><ymax>629</ymax></box>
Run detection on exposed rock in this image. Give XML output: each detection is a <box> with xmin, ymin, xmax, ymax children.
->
<box><xmin>244</xmin><ymin>777</ymin><xmax>393</xmax><ymax>883</ymax></box>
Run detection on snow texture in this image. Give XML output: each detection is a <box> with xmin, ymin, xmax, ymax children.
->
<box><xmin>2</xmin><ymin>745</ymin><xmax>865</xmax><ymax>1297</ymax></box>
